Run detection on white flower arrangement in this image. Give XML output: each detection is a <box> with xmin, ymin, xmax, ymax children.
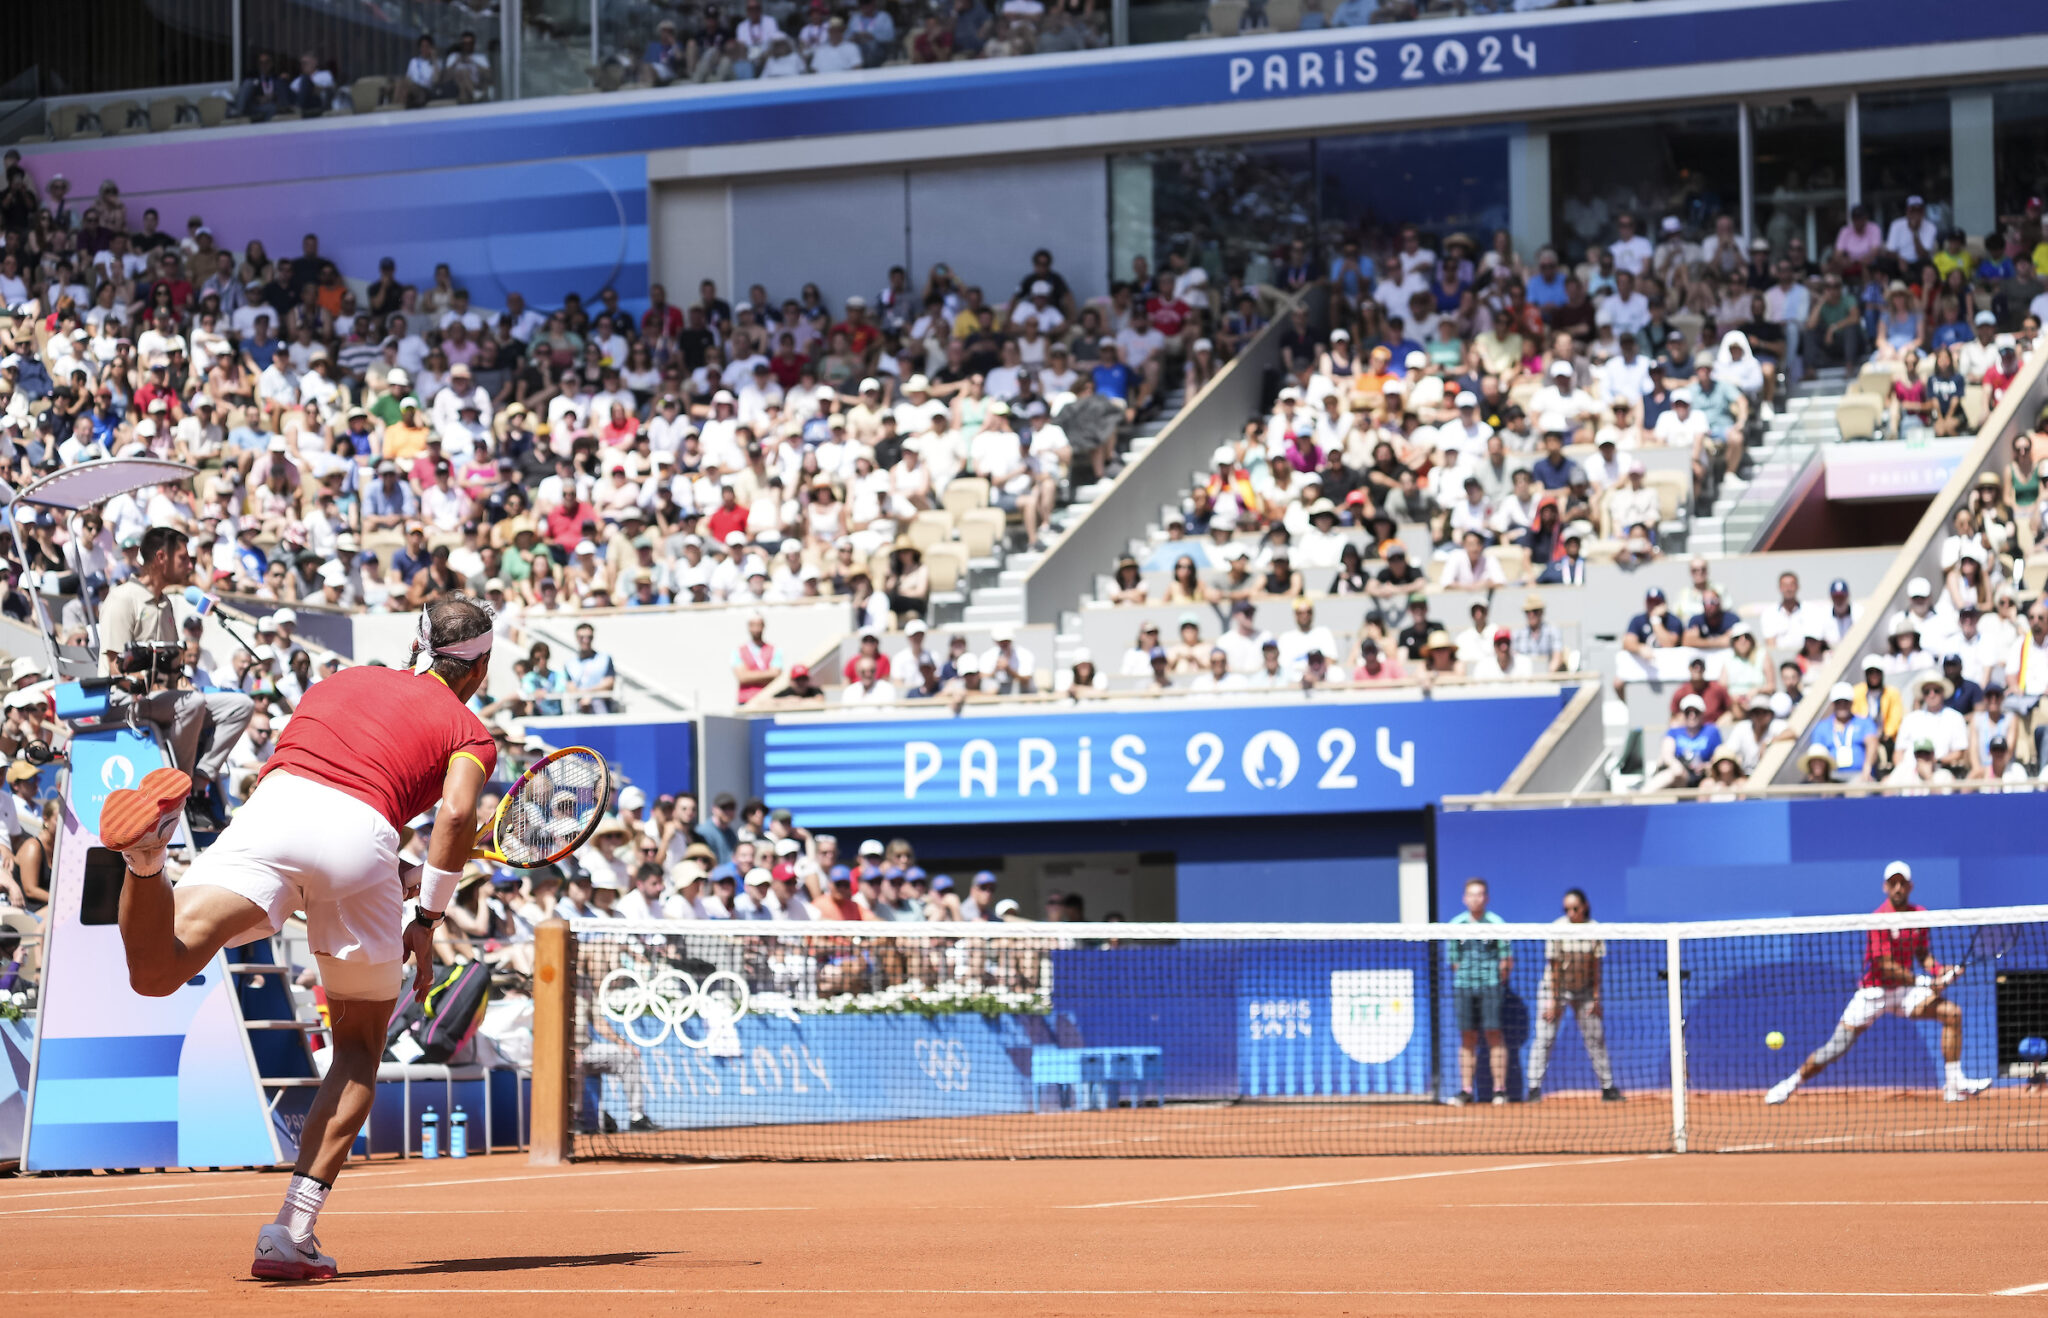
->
<box><xmin>800</xmin><ymin>980</ymin><xmax>1049</xmax><ymax>1018</ymax></box>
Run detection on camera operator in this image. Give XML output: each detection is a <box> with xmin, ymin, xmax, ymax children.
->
<box><xmin>99</xmin><ymin>526</ymin><xmax>253</xmax><ymax>820</ymax></box>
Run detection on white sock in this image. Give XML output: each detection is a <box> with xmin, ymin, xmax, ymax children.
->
<box><xmin>1946</xmin><ymin>1061</ymin><xmax>1966</xmax><ymax>1087</ymax></box>
<box><xmin>124</xmin><ymin>841</ymin><xmax>166</xmax><ymax>878</ymax></box>
<box><xmin>274</xmin><ymin>1174</ymin><xmax>330</xmax><ymax>1242</ymax></box>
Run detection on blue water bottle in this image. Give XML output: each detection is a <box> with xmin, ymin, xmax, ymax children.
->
<box><xmin>450</xmin><ymin>1107</ymin><xmax>469</xmax><ymax>1159</ymax></box>
<box><xmin>420</xmin><ymin>1105</ymin><xmax>440</xmax><ymax>1159</ymax></box>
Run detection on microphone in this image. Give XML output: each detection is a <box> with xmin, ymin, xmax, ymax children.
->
<box><xmin>187</xmin><ymin>586</ymin><xmax>261</xmax><ymax>661</ymax></box>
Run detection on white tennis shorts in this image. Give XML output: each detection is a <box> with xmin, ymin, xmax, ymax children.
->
<box><xmin>178</xmin><ymin>769</ymin><xmax>404</xmax><ymax>1000</ymax></box>
<box><xmin>1840</xmin><ymin>983</ymin><xmax>1936</xmax><ymax>1029</ymax></box>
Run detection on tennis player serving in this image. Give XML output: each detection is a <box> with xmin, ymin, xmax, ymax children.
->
<box><xmin>103</xmin><ymin>596</ymin><xmax>500</xmax><ymax>1281</ymax></box>
<box><xmin>1766</xmin><ymin>861</ymin><xmax>1994</xmax><ymax>1106</ymax></box>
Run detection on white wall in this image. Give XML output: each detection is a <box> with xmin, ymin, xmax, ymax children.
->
<box><xmin>525</xmin><ymin>600</ymin><xmax>849</xmax><ymax>714</ymax></box>
<box><xmin>651</xmin><ymin>179</ymin><xmax>734</xmax><ymax>307</ymax></box>
<box><xmin>729</xmin><ymin>172</ymin><xmax>908</xmax><ymax>310</ymax></box>
<box><xmin>908</xmin><ymin>157</ymin><xmax>1109</xmax><ymax>305</ymax></box>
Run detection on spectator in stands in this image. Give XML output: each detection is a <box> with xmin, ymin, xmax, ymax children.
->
<box><xmin>1646</xmin><ymin>695</ymin><xmax>1721</xmax><ymax>791</ymax></box>
<box><xmin>232</xmin><ymin>52</ymin><xmax>289</xmax><ymax>123</ymax></box>
<box><xmin>1812</xmin><ymin>681</ymin><xmax>1883</xmax><ymax>781</ymax></box>
<box><xmin>731</xmin><ymin>611</ymin><xmax>781</xmax><ymax>704</ymax></box>
<box><xmin>1899</xmin><ymin>670</ymin><xmax>1969</xmax><ymax>775</ymax></box>
<box><xmin>1512</xmin><ymin>592</ymin><xmax>1565</xmax><ymax>673</ymax></box>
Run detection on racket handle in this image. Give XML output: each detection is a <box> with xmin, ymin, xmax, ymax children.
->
<box><xmin>1934</xmin><ymin>966</ymin><xmax>1961</xmax><ymax>992</ymax></box>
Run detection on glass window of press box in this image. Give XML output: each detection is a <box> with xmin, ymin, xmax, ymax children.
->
<box><xmin>1109</xmin><ymin>124</ymin><xmax>1511</xmax><ymax>295</ymax></box>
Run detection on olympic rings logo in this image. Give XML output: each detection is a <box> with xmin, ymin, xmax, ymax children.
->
<box><xmin>598</xmin><ymin>966</ymin><xmax>750</xmax><ymax>1050</ymax></box>
<box><xmin>915</xmin><ymin>1038</ymin><xmax>971</xmax><ymax>1091</ymax></box>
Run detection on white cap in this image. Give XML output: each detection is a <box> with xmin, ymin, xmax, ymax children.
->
<box><xmin>858</xmin><ymin>377</ymin><xmax>881</xmax><ymax>393</ymax></box>
<box><xmin>1661</xmin><ymin>216</ymin><xmax>1682</xmax><ymax>233</ymax></box>
<box><xmin>1212</xmin><ymin>445</ymin><xmax>1237</xmax><ymax>466</ymax></box>
<box><xmin>1906</xmin><ymin>195</ymin><xmax>1925</xmax><ymax>207</ymax></box>
<box><xmin>1861</xmin><ymin>652</ymin><xmax>1886</xmax><ymax>671</ymax></box>
<box><xmin>1829</xmin><ymin>681</ymin><xmax>1857</xmax><ymax>702</ymax></box>
<box><xmin>905</xmin><ymin>618</ymin><xmax>928</xmax><ymax>635</ymax></box>
<box><xmin>989</xmin><ymin>623</ymin><xmax>1015</xmax><ymax>643</ymax></box>
<box><xmin>1907</xmin><ymin>576</ymin><xmax>1931</xmax><ymax>598</ymax></box>
<box><xmin>774</xmin><ymin>836</ymin><xmax>802</xmax><ymax>856</ymax></box>
<box><xmin>906</xmin><ymin>374</ymin><xmax>931</xmax><ymax>392</ymax></box>
<box><xmin>1678</xmin><ymin>694</ymin><xmax>1706</xmax><ymax>713</ymax></box>
<box><xmin>1455</xmin><ymin>391</ymin><xmax>1478</xmax><ymax>408</ymax></box>
<box><xmin>1768</xmin><ymin>691</ymin><xmax>1793</xmax><ymax>718</ymax></box>
<box><xmin>1550</xmin><ymin>360</ymin><xmax>1574</xmax><ymax>377</ymax></box>
<box><xmin>745</xmin><ymin>867</ymin><xmax>772</xmax><ymax>888</ymax></box>
<box><xmin>713</xmin><ymin>389</ymin><xmax>736</xmax><ymax>404</ymax></box>
<box><xmin>617</xmin><ymin>785</ymin><xmax>647</xmax><ymax>810</ymax></box>
<box><xmin>955</xmin><ymin>653</ymin><xmax>981</xmax><ymax>675</ymax></box>
<box><xmin>272</xmin><ymin>607</ymin><xmax>297</xmax><ymax>625</ymax></box>
<box><xmin>574</xmin><ymin>539</ymin><xmax>599</xmax><ymax>556</ymax></box>
<box><xmin>318</xmin><ymin>561</ymin><xmax>348</xmax><ymax>586</ymax></box>
<box><xmin>1884</xmin><ymin>860</ymin><xmax>1912</xmax><ymax>881</ymax></box>
<box><xmin>1539</xmin><ymin>410</ymin><xmax>1569</xmax><ymax>434</ymax></box>
<box><xmin>1404</xmin><ymin>351</ymin><xmax>1428</xmax><ymax>369</ymax></box>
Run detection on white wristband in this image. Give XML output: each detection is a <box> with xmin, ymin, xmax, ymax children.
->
<box><xmin>418</xmin><ymin>863</ymin><xmax>463</xmax><ymax>916</ymax></box>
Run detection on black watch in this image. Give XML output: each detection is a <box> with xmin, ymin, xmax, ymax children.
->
<box><xmin>412</xmin><ymin>910</ymin><xmax>443</xmax><ymax>929</ymax></box>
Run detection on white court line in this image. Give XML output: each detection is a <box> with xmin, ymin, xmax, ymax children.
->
<box><xmin>0</xmin><ymin>1165</ymin><xmax>430</xmax><ymax>1202</ymax></box>
<box><xmin>1890</xmin><ymin>1127</ymin><xmax>1977</xmax><ymax>1138</ymax></box>
<box><xmin>1064</xmin><ymin>1154</ymin><xmax>1657</xmax><ymax>1209</ymax></box>
<box><xmin>87</xmin><ymin>1288</ymin><xmax>2033</xmax><ymax>1299</ymax></box>
<box><xmin>0</xmin><ymin>1164</ymin><xmax>725</xmax><ymax>1217</ymax></box>
<box><xmin>28</xmin><ymin>1207</ymin><xmax>816</xmax><ymax>1220</ymax></box>
<box><xmin>1454</xmin><ymin>1201</ymin><xmax>2048</xmax><ymax>1208</ymax></box>
<box><xmin>2001</xmin><ymin>1283</ymin><xmax>2048</xmax><ymax>1297</ymax></box>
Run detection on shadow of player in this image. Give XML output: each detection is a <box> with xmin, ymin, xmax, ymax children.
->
<box><xmin>255</xmin><ymin>1251</ymin><xmax>682</xmax><ymax>1283</ymax></box>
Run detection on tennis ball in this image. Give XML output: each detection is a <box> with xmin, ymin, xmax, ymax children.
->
<box><xmin>2020</xmin><ymin>1036</ymin><xmax>2048</xmax><ymax>1063</ymax></box>
<box><xmin>1765</xmin><ymin>1031</ymin><xmax>1785</xmax><ymax>1051</ymax></box>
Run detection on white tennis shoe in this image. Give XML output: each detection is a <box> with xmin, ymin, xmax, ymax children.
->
<box><xmin>251</xmin><ymin>1223</ymin><xmax>337</xmax><ymax>1281</ymax></box>
<box><xmin>1764</xmin><ymin>1074</ymin><xmax>1800</xmax><ymax>1105</ymax></box>
<box><xmin>1943</xmin><ymin>1075</ymin><xmax>1994</xmax><ymax>1103</ymax></box>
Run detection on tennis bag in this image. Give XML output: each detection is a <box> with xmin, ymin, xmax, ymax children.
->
<box><xmin>386</xmin><ymin>961</ymin><xmax>492</xmax><ymax>1064</ymax></box>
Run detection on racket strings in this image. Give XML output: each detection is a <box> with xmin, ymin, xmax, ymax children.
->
<box><xmin>499</xmin><ymin>750</ymin><xmax>608</xmax><ymax>866</ymax></box>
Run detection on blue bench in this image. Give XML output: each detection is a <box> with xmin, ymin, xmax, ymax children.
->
<box><xmin>1030</xmin><ymin>1045</ymin><xmax>1164</xmax><ymax>1112</ymax></box>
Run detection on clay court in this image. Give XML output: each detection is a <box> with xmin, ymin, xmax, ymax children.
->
<box><xmin>5</xmin><ymin>1141</ymin><xmax>2047</xmax><ymax>1316</ymax></box>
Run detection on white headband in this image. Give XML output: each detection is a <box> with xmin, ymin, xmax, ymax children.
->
<box><xmin>412</xmin><ymin>608</ymin><xmax>495</xmax><ymax>675</ymax></box>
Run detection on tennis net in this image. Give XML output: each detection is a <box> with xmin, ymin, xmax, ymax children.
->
<box><xmin>555</xmin><ymin>907</ymin><xmax>2048</xmax><ymax>1161</ymax></box>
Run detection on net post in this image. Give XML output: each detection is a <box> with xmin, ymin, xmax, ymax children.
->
<box><xmin>529</xmin><ymin>918</ymin><xmax>575</xmax><ymax>1166</ymax></box>
<box><xmin>1665</xmin><ymin>932</ymin><xmax>1688</xmax><ymax>1154</ymax></box>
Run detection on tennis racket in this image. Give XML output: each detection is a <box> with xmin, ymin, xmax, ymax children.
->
<box><xmin>472</xmin><ymin>746</ymin><xmax>613</xmax><ymax>869</ymax></box>
<box><xmin>1934</xmin><ymin>922</ymin><xmax>2023</xmax><ymax>991</ymax></box>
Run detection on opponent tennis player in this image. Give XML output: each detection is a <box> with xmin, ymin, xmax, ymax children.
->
<box><xmin>103</xmin><ymin>596</ymin><xmax>498</xmax><ymax>1281</ymax></box>
<box><xmin>1766</xmin><ymin>861</ymin><xmax>1994</xmax><ymax>1106</ymax></box>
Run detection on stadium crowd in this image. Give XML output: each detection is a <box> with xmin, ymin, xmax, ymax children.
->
<box><xmin>0</xmin><ymin>151</ymin><xmax>1237</xmax><ymax>642</ymax></box>
<box><xmin>427</xmin><ymin>795</ymin><xmax>1059</xmax><ymax>974</ymax></box>
<box><xmin>1070</xmin><ymin>203</ymin><xmax>2048</xmax><ymax>777</ymax></box>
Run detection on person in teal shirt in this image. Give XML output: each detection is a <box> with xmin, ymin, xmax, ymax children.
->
<box><xmin>1447</xmin><ymin>876</ymin><xmax>1514</xmax><ymax>1105</ymax></box>
<box><xmin>520</xmin><ymin>640</ymin><xmax>568</xmax><ymax>716</ymax></box>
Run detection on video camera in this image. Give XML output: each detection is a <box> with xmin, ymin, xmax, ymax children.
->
<box><xmin>115</xmin><ymin>641</ymin><xmax>188</xmax><ymax>691</ymax></box>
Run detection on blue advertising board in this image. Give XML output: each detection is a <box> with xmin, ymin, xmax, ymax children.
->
<box><xmin>591</xmin><ymin>1012</ymin><xmax>1036</xmax><ymax>1129</ymax></box>
<box><xmin>1435</xmin><ymin>794</ymin><xmax>2048</xmax><ymax>923</ymax></box>
<box><xmin>27</xmin><ymin>0</ymin><xmax>2048</xmax><ymax>187</ymax></box>
<box><xmin>754</xmin><ymin>693</ymin><xmax>1568</xmax><ymax>827</ymax></box>
<box><xmin>523</xmin><ymin>714</ymin><xmax>695</xmax><ymax>801</ymax></box>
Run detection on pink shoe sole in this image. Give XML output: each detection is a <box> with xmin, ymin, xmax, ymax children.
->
<box><xmin>99</xmin><ymin>767</ymin><xmax>191</xmax><ymax>852</ymax></box>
